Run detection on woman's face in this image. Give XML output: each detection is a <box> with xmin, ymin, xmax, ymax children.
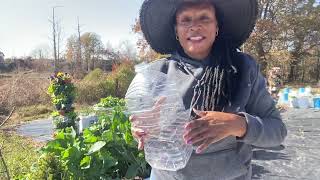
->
<box><xmin>175</xmin><ymin>3</ymin><xmax>218</xmax><ymax>60</ymax></box>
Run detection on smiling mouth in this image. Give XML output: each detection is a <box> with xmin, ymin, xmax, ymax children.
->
<box><xmin>188</xmin><ymin>36</ymin><xmax>205</xmax><ymax>42</ymax></box>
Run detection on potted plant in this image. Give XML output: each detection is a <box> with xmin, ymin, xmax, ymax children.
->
<box><xmin>48</xmin><ymin>72</ymin><xmax>77</xmax><ymax>130</ymax></box>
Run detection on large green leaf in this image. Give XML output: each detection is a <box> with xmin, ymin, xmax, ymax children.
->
<box><xmin>87</xmin><ymin>141</ymin><xmax>106</xmax><ymax>155</ymax></box>
<box><xmin>83</xmin><ymin>129</ymin><xmax>98</xmax><ymax>143</ymax></box>
<box><xmin>55</xmin><ymin>130</ymin><xmax>66</xmax><ymax>140</ymax></box>
<box><xmin>101</xmin><ymin>130</ymin><xmax>113</xmax><ymax>142</ymax></box>
<box><xmin>124</xmin><ymin>131</ymin><xmax>134</xmax><ymax>144</ymax></box>
<box><xmin>62</xmin><ymin>146</ymin><xmax>81</xmax><ymax>161</ymax></box>
<box><xmin>80</xmin><ymin>156</ymin><xmax>91</xmax><ymax>169</ymax></box>
<box><xmin>125</xmin><ymin>164</ymin><xmax>140</xmax><ymax>179</ymax></box>
<box><xmin>100</xmin><ymin>150</ymin><xmax>117</xmax><ymax>170</ymax></box>
<box><xmin>41</xmin><ymin>139</ymin><xmax>66</xmax><ymax>155</ymax></box>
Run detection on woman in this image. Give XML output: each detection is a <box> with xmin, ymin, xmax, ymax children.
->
<box><xmin>130</xmin><ymin>0</ymin><xmax>287</xmax><ymax>179</ymax></box>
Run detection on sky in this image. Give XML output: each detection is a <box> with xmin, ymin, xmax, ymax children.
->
<box><xmin>0</xmin><ymin>0</ymin><xmax>144</xmax><ymax>58</ymax></box>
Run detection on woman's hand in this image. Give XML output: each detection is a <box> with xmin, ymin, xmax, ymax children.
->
<box><xmin>183</xmin><ymin>109</ymin><xmax>247</xmax><ymax>154</ymax></box>
<box><xmin>129</xmin><ymin>97</ymin><xmax>166</xmax><ymax>150</ymax></box>
<box><xmin>130</xmin><ymin>125</ymin><xmax>146</xmax><ymax>150</ymax></box>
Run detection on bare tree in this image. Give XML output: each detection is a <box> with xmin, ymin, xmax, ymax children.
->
<box><xmin>30</xmin><ymin>44</ymin><xmax>51</xmax><ymax>60</ymax></box>
<box><xmin>0</xmin><ymin>51</ymin><xmax>4</xmax><ymax>63</ymax></box>
<box><xmin>57</xmin><ymin>22</ymin><xmax>64</xmax><ymax>62</ymax></box>
<box><xmin>118</xmin><ymin>40</ymin><xmax>137</xmax><ymax>61</ymax></box>
<box><xmin>50</xmin><ymin>6</ymin><xmax>63</xmax><ymax>72</ymax></box>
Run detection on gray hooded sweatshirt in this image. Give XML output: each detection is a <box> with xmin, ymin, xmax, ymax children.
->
<box><xmin>135</xmin><ymin>52</ymin><xmax>287</xmax><ymax>180</ymax></box>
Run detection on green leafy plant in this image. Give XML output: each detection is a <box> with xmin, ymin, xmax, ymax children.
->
<box><xmin>22</xmin><ymin>101</ymin><xmax>151</xmax><ymax>180</ymax></box>
<box><xmin>96</xmin><ymin>96</ymin><xmax>126</xmax><ymax>109</ymax></box>
<box><xmin>21</xmin><ymin>153</ymin><xmax>67</xmax><ymax>180</ymax></box>
<box><xmin>51</xmin><ymin>111</ymin><xmax>78</xmax><ymax>130</ymax></box>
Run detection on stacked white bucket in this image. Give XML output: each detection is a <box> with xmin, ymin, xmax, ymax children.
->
<box><xmin>278</xmin><ymin>87</ymin><xmax>320</xmax><ymax>109</ymax></box>
<box><xmin>125</xmin><ymin>63</ymin><xmax>193</xmax><ymax>171</ymax></box>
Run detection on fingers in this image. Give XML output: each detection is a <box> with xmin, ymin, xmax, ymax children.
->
<box><xmin>129</xmin><ymin>113</ymin><xmax>160</xmax><ymax>126</ymax></box>
<box><xmin>138</xmin><ymin>137</ymin><xmax>144</xmax><ymax>150</ymax></box>
<box><xmin>129</xmin><ymin>96</ymin><xmax>167</xmax><ymax>151</ymax></box>
<box><xmin>129</xmin><ymin>97</ymin><xmax>165</xmax><ymax>123</ymax></box>
<box><xmin>184</xmin><ymin>119</ymin><xmax>208</xmax><ymax>131</ymax></box>
<box><xmin>152</xmin><ymin>96</ymin><xmax>166</xmax><ymax>112</ymax></box>
<box><xmin>196</xmin><ymin>138</ymin><xmax>211</xmax><ymax>154</ymax></box>
<box><xmin>129</xmin><ymin>97</ymin><xmax>166</xmax><ymax>125</ymax></box>
<box><xmin>131</xmin><ymin>127</ymin><xmax>146</xmax><ymax>137</ymax></box>
<box><xmin>129</xmin><ymin>115</ymin><xmax>135</xmax><ymax>122</ymax></box>
<box><xmin>183</xmin><ymin>126</ymin><xmax>209</xmax><ymax>144</ymax></box>
<box><xmin>185</xmin><ymin>131</ymin><xmax>209</xmax><ymax>145</ymax></box>
<box><xmin>193</xmin><ymin>108</ymin><xmax>207</xmax><ymax>117</ymax></box>
<box><xmin>154</xmin><ymin>96</ymin><xmax>166</xmax><ymax>107</ymax></box>
<box><xmin>131</xmin><ymin>127</ymin><xmax>146</xmax><ymax>150</ymax></box>
<box><xmin>196</xmin><ymin>134</ymin><xmax>226</xmax><ymax>154</ymax></box>
<box><xmin>131</xmin><ymin>127</ymin><xmax>146</xmax><ymax>140</ymax></box>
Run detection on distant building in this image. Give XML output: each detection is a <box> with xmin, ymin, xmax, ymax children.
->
<box><xmin>0</xmin><ymin>51</ymin><xmax>4</xmax><ymax>63</ymax></box>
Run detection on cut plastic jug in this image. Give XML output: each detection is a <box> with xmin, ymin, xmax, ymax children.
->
<box><xmin>125</xmin><ymin>63</ymin><xmax>193</xmax><ymax>171</ymax></box>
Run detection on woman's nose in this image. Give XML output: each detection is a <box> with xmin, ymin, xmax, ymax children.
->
<box><xmin>189</xmin><ymin>23</ymin><xmax>202</xmax><ymax>31</ymax></box>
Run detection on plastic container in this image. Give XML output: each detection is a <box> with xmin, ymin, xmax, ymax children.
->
<box><xmin>283</xmin><ymin>92</ymin><xmax>289</xmax><ymax>102</ymax></box>
<box><xmin>283</xmin><ymin>88</ymin><xmax>291</xmax><ymax>94</ymax></box>
<box><xmin>296</xmin><ymin>97</ymin><xmax>310</xmax><ymax>109</ymax></box>
<box><xmin>305</xmin><ymin>87</ymin><xmax>312</xmax><ymax>94</ymax></box>
<box><xmin>290</xmin><ymin>97</ymin><xmax>299</xmax><ymax>108</ymax></box>
<box><xmin>278</xmin><ymin>91</ymin><xmax>289</xmax><ymax>105</ymax></box>
<box><xmin>125</xmin><ymin>63</ymin><xmax>192</xmax><ymax>171</ymax></box>
<box><xmin>78</xmin><ymin>114</ymin><xmax>98</xmax><ymax>133</ymax></box>
<box><xmin>314</xmin><ymin>97</ymin><xmax>320</xmax><ymax>109</ymax></box>
<box><xmin>298</xmin><ymin>87</ymin><xmax>306</xmax><ymax>95</ymax></box>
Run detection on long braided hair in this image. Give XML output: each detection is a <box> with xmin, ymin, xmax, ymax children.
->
<box><xmin>176</xmin><ymin>39</ymin><xmax>239</xmax><ymax>112</ymax></box>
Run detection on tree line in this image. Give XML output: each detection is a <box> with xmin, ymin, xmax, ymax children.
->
<box><xmin>3</xmin><ymin>0</ymin><xmax>319</xmax><ymax>84</ymax></box>
<box><xmin>133</xmin><ymin>0</ymin><xmax>320</xmax><ymax>84</ymax></box>
<box><xmin>241</xmin><ymin>0</ymin><xmax>320</xmax><ymax>84</ymax></box>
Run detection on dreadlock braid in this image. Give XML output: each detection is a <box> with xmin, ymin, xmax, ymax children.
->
<box><xmin>176</xmin><ymin>38</ymin><xmax>238</xmax><ymax>113</ymax></box>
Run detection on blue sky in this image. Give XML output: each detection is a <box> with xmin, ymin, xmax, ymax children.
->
<box><xmin>0</xmin><ymin>0</ymin><xmax>144</xmax><ymax>58</ymax></box>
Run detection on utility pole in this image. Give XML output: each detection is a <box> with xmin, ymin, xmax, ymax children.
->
<box><xmin>77</xmin><ymin>17</ymin><xmax>82</xmax><ymax>70</ymax></box>
<box><xmin>51</xmin><ymin>6</ymin><xmax>62</xmax><ymax>72</ymax></box>
<box><xmin>316</xmin><ymin>49</ymin><xmax>320</xmax><ymax>82</ymax></box>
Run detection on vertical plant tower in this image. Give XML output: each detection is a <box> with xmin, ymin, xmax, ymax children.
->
<box><xmin>48</xmin><ymin>72</ymin><xmax>77</xmax><ymax>130</ymax></box>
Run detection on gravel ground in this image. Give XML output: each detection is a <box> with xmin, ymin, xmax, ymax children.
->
<box><xmin>17</xmin><ymin>108</ymin><xmax>320</xmax><ymax>179</ymax></box>
<box><xmin>252</xmin><ymin>108</ymin><xmax>320</xmax><ymax>180</ymax></box>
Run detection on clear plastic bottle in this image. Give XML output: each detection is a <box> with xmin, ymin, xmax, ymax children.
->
<box><xmin>125</xmin><ymin>63</ymin><xmax>193</xmax><ymax>171</ymax></box>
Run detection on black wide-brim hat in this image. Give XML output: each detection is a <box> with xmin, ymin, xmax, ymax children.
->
<box><xmin>140</xmin><ymin>0</ymin><xmax>258</xmax><ymax>54</ymax></box>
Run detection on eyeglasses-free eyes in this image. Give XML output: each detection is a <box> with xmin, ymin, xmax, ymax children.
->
<box><xmin>176</xmin><ymin>16</ymin><xmax>216</xmax><ymax>28</ymax></box>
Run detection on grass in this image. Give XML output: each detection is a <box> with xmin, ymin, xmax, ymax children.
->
<box><xmin>6</xmin><ymin>105</ymin><xmax>54</xmax><ymax>127</ymax></box>
<box><xmin>0</xmin><ymin>104</ymin><xmax>93</xmax><ymax>179</ymax></box>
<box><xmin>16</xmin><ymin>105</ymin><xmax>53</xmax><ymax>121</ymax></box>
<box><xmin>3</xmin><ymin>103</ymin><xmax>95</xmax><ymax>128</ymax></box>
<box><xmin>0</xmin><ymin>131</ymin><xmax>40</xmax><ymax>179</ymax></box>
<box><xmin>74</xmin><ymin>104</ymin><xmax>95</xmax><ymax>115</ymax></box>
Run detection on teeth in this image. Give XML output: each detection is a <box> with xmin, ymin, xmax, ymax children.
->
<box><xmin>190</xmin><ymin>36</ymin><xmax>203</xmax><ymax>41</ymax></box>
